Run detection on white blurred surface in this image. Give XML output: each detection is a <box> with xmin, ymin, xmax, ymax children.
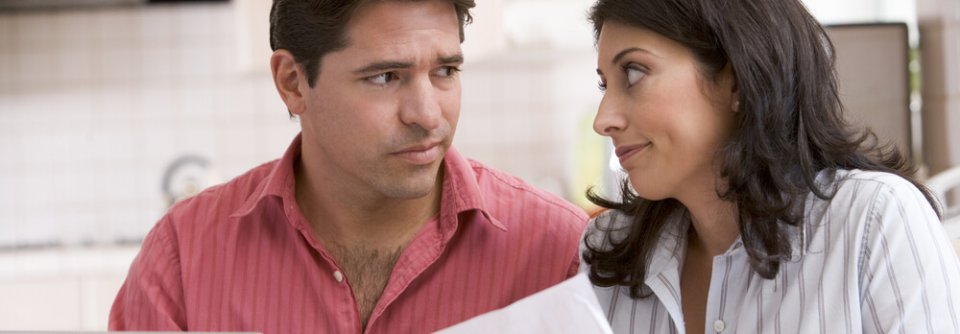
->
<box><xmin>0</xmin><ymin>246</ymin><xmax>138</xmax><ymax>330</ymax></box>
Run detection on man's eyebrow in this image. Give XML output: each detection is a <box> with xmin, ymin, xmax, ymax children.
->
<box><xmin>438</xmin><ymin>53</ymin><xmax>464</xmax><ymax>64</ymax></box>
<box><xmin>353</xmin><ymin>53</ymin><xmax>464</xmax><ymax>75</ymax></box>
<box><xmin>353</xmin><ymin>61</ymin><xmax>413</xmax><ymax>75</ymax></box>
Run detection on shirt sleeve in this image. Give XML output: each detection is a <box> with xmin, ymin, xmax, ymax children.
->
<box><xmin>109</xmin><ymin>215</ymin><xmax>187</xmax><ymax>330</ymax></box>
<box><xmin>858</xmin><ymin>178</ymin><xmax>960</xmax><ymax>333</ymax></box>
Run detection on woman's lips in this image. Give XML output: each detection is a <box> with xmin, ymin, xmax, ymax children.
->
<box><xmin>615</xmin><ymin>143</ymin><xmax>651</xmax><ymax>164</ymax></box>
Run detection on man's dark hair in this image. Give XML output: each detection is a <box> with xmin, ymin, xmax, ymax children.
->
<box><xmin>270</xmin><ymin>0</ymin><xmax>475</xmax><ymax>87</ymax></box>
<box><xmin>582</xmin><ymin>0</ymin><xmax>940</xmax><ymax>299</ymax></box>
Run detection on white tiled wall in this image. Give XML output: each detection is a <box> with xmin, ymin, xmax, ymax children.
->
<box><xmin>0</xmin><ymin>4</ymin><xmax>301</xmax><ymax>248</ymax></box>
<box><xmin>456</xmin><ymin>49</ymin><xmax>603</xmax><ymax>200</ymax></box>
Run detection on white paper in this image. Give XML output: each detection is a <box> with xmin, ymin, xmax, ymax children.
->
<box><xmin>434</xmin><ymin>273</ymin><xmax>614</xmax><ymax>334</ymax></box>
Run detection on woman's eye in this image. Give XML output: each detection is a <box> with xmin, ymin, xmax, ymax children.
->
<box><xmin>598</xmin><ymin>80</ymin><xmax>607</xmax><ymax>92</ymax></box>
<box><xmin>368</xmin><ymin>72</ymin><xmax>398</xmax><ymax>85</ymax></box>
<box><xmin>626</xmin><ymin>67</ymin><xmax>645</xmax><ymax>86</ymax></box>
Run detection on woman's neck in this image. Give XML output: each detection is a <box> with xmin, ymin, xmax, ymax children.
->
<box><xmin>683</xmin><ymin>195</ymin><xmax>740</xmax><ymax>257</ymax></box>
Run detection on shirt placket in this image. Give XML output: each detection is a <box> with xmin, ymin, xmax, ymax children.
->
<box><xmin>284</xmin><ymin>200</ymin><xmax>364</xmax><ymax>333</ymax></box>
<box><xmin>706</xmin><ymin>256</ymin><xmax>733</xmax><ymax>334</ymax></box>
<box><xmin>706</xmin><ymin>243</ymin><xmax>747</xmax><ymax>334</ymax></box>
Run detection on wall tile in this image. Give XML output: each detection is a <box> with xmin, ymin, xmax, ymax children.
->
<box><xmin>138</xmin><ymin>6</ymin><xmax>176</xmax><ymax>40</ymax></box>
<box><xmin>92</xmin><ymin>8</ymin><xmax>138</xmax><ymax>43</ymax></box>
<box><xmin>455</xmin><ymin>103</ymin><xmax>498</xmax><ymax>146</ymax></box>
<box><xmin>11</xmin><ymin>12</ymin><xmax>56</xmax><ymax>45</ymax></box>
<box><xmin>0</xmin><ymin>53</ymin><xmax>12</xmax><ymax>93</ymax></box>
<box><xmin>0</xmin><ymin>13</ymin><xmax>10</xmax><ymax>45</ymax></box>
<box><xmin>136</xmin><ymin>84</ymin><xmax>177</xmax><ymax>124</ymax></box>
<box><xmin>97</xmin><ymin>47</ymin><xmax>140</xmax><ymax>83</ymax></box>
<box><xmin>15</xmin><ymin>50</ymin><xmax>58</xmax><ymax>89</ymax></box>
<box><xmin>57</xmin><ymin>46</ymin><xmax>96</xmax><ymax>86</ymax></box>
<box><xmin>139</xmin><ymin>45</ymin><xmax>176</xmax><ymax>81</ymax></box>
<box><xmin>176</xmin><ymin>46</ymin><xmax>218</xmax><ymax>78</ymax></box>
<box><xmin>52</xmin><ymin>90</ymin><xmax>97</xmax><ymax>128</ymax></box>
<box><xmin>174</xmin><ymin>4</ymin><xmax>223</xmax><ymax>42</ymax></box>
<box><xmin>498</xmin><ymin>69</ymin><xmax>534</xmax><ymax>104</ymax></box>
<box><xmin>0</xmin><ymin>17</ymin><xmax>11</xmax><ymax>93</ymax></box>
<box><xmin>53</xmin><ymin>10</ymin><xmax>94</xmax><ymax>45</ymax></box>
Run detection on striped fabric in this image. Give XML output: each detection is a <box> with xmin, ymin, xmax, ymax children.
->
<box><xmin>110</xmin><ymin>134</ymin><xmax>588</xmax><ymax>334</ymax></box>
<box><xmin>583</xmin><ymin>170</ymin><xmax>960</xmax><ymax>333</ymax></box>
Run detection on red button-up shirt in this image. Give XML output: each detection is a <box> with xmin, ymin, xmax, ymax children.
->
<box><xmin>110</xmin><ymin>134</ymin><xmax>588</xmax><ymax>333</ymax></box>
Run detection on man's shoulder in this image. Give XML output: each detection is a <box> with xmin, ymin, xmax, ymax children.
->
<box><xmin>465</xmin><ymin>158</ymin><xmax>588</xmax><ymax>224</ymax></box>
<box><xmin>164</xmin><ymin>159</ymin><xmax>281</xmax><ymax>225</ymax></box>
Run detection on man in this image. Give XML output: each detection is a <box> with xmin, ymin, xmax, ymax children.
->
<box><xmin>109</xmin><ymin>0</ymin><xmax>588</xmax><ymax>333</ymax></box>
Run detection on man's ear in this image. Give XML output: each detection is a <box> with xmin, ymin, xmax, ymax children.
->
<box><xmin>271</xmin><ymin>49</ymin><xmax>307</xmax><ymax>116</ymax></box>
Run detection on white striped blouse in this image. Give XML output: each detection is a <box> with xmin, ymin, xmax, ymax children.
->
<box><xmin>581</xmin><ymin>170</ymin><xmax>960</xmax><ymax>333</ymax></box>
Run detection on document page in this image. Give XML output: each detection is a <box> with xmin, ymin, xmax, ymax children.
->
<box><xmin>435</xmin><ymin>273</ymin><xmax>614</xmax><ymax>334</ymax></box>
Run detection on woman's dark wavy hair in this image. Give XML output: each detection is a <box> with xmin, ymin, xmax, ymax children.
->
<box><xmin>583</xmin><ymin>0</ymin><xmax>941</xmax><ymax>299</ymax></box>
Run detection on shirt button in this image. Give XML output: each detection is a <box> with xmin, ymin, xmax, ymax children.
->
<box><xmin>333</xmin><ymin>270</ymin><xmax>344</xmax><ymax>283</ymax></box>
<box><xmin>713</xmin><ymin>319</ymin><xmax>726</xmax><ymax>332</ymax></box>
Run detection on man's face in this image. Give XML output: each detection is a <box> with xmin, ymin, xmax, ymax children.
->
<box><xmin>298</xmin><ymin>0</ymin><xmax>462</xmax><ymax>201</ymax></box>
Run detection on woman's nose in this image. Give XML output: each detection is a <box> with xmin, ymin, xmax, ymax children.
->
<box><xmin>593</xmin><ymin>95</ymin><xmax>625</xmax><ymax>136</ymax></box>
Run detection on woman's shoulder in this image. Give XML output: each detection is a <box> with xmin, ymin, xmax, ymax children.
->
<box><xmin>831</xmin><ymin>169</ymin><xmax>918</xmax><ymax>189</ymax></box>
<box><xmin>809</xmin><ymin>169</ymin><xmax>936</xmax><ymax>223</ymax></box>
<box><xmin>815</xmin><ymin>169</ymin><xmax>923</xmax><ymax>202</ymax></box>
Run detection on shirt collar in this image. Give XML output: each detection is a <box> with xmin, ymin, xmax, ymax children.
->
<box><xmin>230</xmin><ymin>133</ymin><xmax>302</xmax><ymax>218</ymax></box>
<box><xmin>644</xmin><ymin>206</ymin><xmax>807</xmax><ymax>282</ymax></box>
<box><xmin>645</xmin><ymin>212</ymin><xmax>689</xmax><ymax>282</ymax></box>
<box><xmin>230</xmin><ymin>134</ymin><xmax>506</xmax><ymax>232</ymax></box>
<box><xmin>437</xmin><ymin>147</ymin><xmax>507</xmax><ymax>233</ymax></box>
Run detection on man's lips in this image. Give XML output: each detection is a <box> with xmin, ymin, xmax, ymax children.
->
<box><xmin>392</xmin><ymin>142</ymin><xmax>442</xmax><ymax>165</ymax></box>
<box><xmin>615</xmin><ymin>143</ymin><xmax>651</xmax><ymax>164</ymax></box>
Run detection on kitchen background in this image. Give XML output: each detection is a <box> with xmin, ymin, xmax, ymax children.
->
<box><xmin>1</xmin><ymin>0</ymin><xmax>958</xmax><ymax>330</ymax></box>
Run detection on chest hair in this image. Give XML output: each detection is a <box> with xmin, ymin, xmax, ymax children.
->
<box><xmin>330</xmin><ymin>245</ymin><xmax>404</xmax><ymax>329</ymax></box>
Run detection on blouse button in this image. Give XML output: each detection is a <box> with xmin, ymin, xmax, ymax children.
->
<box><xmin>713</xmin><ymin>319</ymin><xmax>726</xmax><ymax>332</ymax></box>
<box><xmin>333</xmin><ymin>270</ymin><xmax>344</xmax><ymax>283</ymax></box>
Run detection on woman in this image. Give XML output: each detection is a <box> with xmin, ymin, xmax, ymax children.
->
<box><xmin>581</xmin><ymin>0</ymin><xmax>960</xmax><ymax>333</ymax></box>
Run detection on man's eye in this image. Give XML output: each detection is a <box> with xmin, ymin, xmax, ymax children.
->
<box><xmin>368</xmin><ymin>72</ymin><xmax>398</xmax><ymax>85</ymax></box>
<box><xmin>434</xmin><ymin>66</ymin><xmax>461</xmax><ymax>77</ymax></box>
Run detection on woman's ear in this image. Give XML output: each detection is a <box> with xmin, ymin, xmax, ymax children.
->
<box><xmin>270</xmin><ymin>49</ymin><xmax>307</xmax><ymax>116</ymax></box>
<box><xmin>723</xmin><ymin>63</ymin><xmax>739</xmax><ymax>113</ymax></box>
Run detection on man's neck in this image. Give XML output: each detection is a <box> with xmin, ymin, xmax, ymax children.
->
<box><xmin>293</xmin><ymin>158</ymin><xmax>443</xmax><ymax>249</ymax></box>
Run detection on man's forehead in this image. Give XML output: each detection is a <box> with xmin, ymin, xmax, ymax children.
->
<box><xmin>334</xmin><ymin>4</ymin><xmax>462</xmax><ymax>63</ymax></box>
<box><xmin>342</xmin><ymin>0</ymin><xmax>460</xmax><ymax>44</ymax></box>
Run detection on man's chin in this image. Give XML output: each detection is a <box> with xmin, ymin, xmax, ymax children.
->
<box><xmin>381</xmin><ymin>183</ymin><xmax>437</xmax><ymax>200</ymax></box>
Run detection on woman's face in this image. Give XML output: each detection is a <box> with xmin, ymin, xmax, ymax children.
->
<box><xmin>594</xmin><ymin>21</ymin><xmax>737</xmax><ymax>203</ymax></box>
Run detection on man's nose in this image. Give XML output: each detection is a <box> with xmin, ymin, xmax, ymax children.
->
<box><xmin>399</xmin><ymin>77</ymin><xmax>442</xmax><ymax>131</ymax></box>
